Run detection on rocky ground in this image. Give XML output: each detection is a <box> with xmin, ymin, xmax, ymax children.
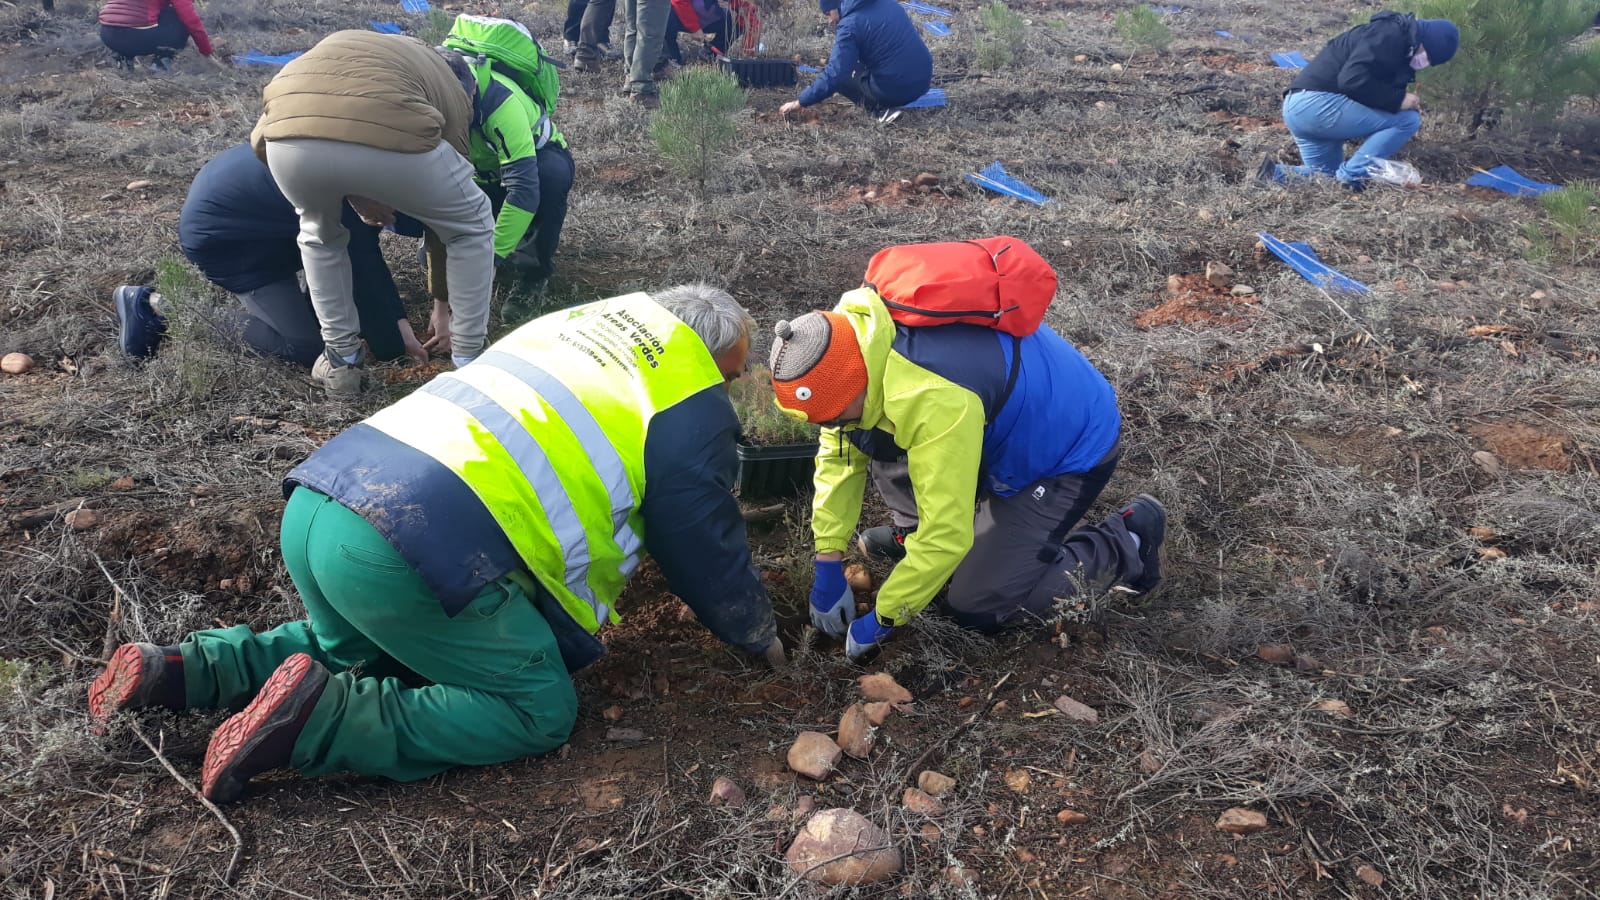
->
<box><xmin>3</xmin><ymin>0</ymin><xmax>1600</xmax><ymax>897</ymax></box>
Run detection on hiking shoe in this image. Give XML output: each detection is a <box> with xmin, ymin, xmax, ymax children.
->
<box><xmin>312</xmin><ymin>350</ymin><xmax>362</xmax><ymax>401</ymax></box>
<box><xmin>572</xmin><ymin>55</ymin><xmax>601</xmax><ymax>73</ymax></box>
<box><xmin>563</xmin><ymin>39</ymin><xmax>579</xmax><ymax>55</ymax></box>
<box><xmin>629</xmin><ymin>90</ymin><xmax>660</xmax><ymax>109</ymax></box>
<box><xmin>1117</xmin><ymin>494</ymin><xmax>1167</xmax><ymax>594</ymax></box>
<box><xmin>114</xmin><ymin>285</ymin><xmax>166</xmax><ymax>358</ymax></box>
<box><xmin>876</xmin><ymin>108</ymin><xmax>904</xmax><ymax>125</ymax></box>
<box><xmin>89</xmin><ymin>642</ymin><xmax>184</xmax><ymax>725</ymax></box>
<box><xmin>149</xmin><ymin>57</ymin><xmax>172</xmax><ymax>73</ymax></box>
<box><xmin>1253</xmin><ymin>154</ymin><xmax>1280</xmax><ymax>184</ymax></box>
<box><xmin>598</xmin><ymin>42</ymin><xmax>624</xmax><ymax>61</ymax></box>
<box><xmin>201</xmin><ymin>653</ymin><xmax>328</xmax><ymax>804</ymax></box>
<box><xmin>857</xmin><ymin>524</ymin><xmax>914</xmax><ymax>562</ymax></box>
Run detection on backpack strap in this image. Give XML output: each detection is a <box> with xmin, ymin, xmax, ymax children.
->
<box><xmin>987</xmin><ymin>333</ymin><xmax>1021</xmax><ymax>426</ymax></box>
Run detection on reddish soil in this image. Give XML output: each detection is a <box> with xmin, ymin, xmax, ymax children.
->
<box><xmin>829</xmin><ymin>176</ymin><xmax>955</xmax><ymax>208</ymax></box>
<box><xmin>1471</xmin><ymin>422</ymin><xmax>1574</xmax><ymax>472</ymax></box>
<box><xmin>1135</xmin><ymin>273</ymin><xmax>1257</xmax><ymax>328</ymax></box>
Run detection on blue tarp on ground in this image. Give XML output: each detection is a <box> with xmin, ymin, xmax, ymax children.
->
<box><xmin>1466</xmin><ymin>165</ymin><xmax>1560</xmax><ymax>197</ymax></box>
<box><xmin>900</xmin><ymin>2</ymin><xmax>952</xmax><ymax>16</ymax></box>
<box><xmin>965</xmin><ymin>162</ymin><xmax>1051</xmax><ymax>206</ymax></box>
<box><xmin>1151</xmin><ymin>5</ymin><xmax>1184</xmax><ymax>14</ymax></box>
<box><xmin>1215</xmin><ymin>30</ymin><xmax>1235</xmax><ymax>38</ymax></box>
<box><xmin>233</xmin><ymin>50</ymin><xmax>304</xmax><ymax>66</ymax></box>
<box><xmin>401</xmin><ymin>0</ymin><xmax>430</xmax><ymax>12</ymax></box>
<box><xmin>902</xmin><ymin>87</ymin><xmax>946</xmax><ymax>108</ymax></box>
<box><xmin>921</xmin><ymin>20</ymin><xmax>952</xmax><ymax>35</ymax></box>
<box><xmin>1258</xmin><ymin>233</ymin><xmax>1369</xmax><ymax>295</ymax></box>
<box><xmin>797</xmin><ymin>64</ymin><xmax>821</xmax><ymax>73</ymax></box>
<box><xmin>369</xmin><ymin>20</ymin><xmax>404</xmax><ymax>34</ymax></box>
<box><xmin>1272</xmin><ymin>51</ymin><xmax>1308</xmax><ymax>68</ymax></box>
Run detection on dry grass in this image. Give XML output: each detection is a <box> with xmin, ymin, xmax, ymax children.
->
<box><xmin>2</xmin><ymin>0</ymin><xmax>1599</xmax><ymax>896</ymax></box>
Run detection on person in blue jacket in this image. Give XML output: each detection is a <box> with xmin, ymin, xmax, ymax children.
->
<box><xmin>1259</xmin><ymin>12</ymin><xmax>1459</xmax><ymax>188</ymax></box>
<box><xmin>113</xmin><ymin>144</ymin><xmax>426</xmax><ymax>365</ymax></box>
<box><xmin>779</xmin><ymin>0</ymin><xmax>932</xmax><ymax>121</ymax></box>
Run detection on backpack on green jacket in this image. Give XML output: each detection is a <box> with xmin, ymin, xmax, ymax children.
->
<box><xmin>442</xmin><ymin>14</ymin><xmax>560</xmax><ymax>116</ymax></box>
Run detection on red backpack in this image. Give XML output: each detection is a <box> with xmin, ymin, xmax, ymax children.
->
<box><xmin>862</xmin><ymin>236</ymin><xmax>1057</xmax><ymax>336</ymax></box>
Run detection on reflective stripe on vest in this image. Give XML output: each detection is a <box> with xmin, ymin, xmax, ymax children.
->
<box><xmin>361</xmin><ymin>294</ymin><xmax>722</xmax><ymax>633</ymax></box>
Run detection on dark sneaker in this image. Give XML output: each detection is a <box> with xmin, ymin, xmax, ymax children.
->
<box><xmin>572</xmin><ymin>55</ymin><xmax>601</xmax><ymax>73</ymax></box>
<box><xmin>1253</xmin><ymin>154</ymin><xmax>1280</xmax><ymax>184</ymax></box>
<box><xmin>1118</xmin><ymin>494</ymin><xmax>1167</xmax><ymax>593</ymax></box>
<box><xmin>89</xmin><ymin>642</ymin><xmax>184</xmax><ymax>725</ymax></box>
<box><xmin>202</xmin><ymin>653</ymin><xmax>328</xmax><ymax>804</ymax></box>
<box><xmin>114</xmin><ymin>285</ymin><xmax>166</xmax><ymax>358</ymax></box>
<box><xmin>857</xmin><ymin>524</ymin><xmax>914</xmax><ymax>562</ymax></box>
<box><xmin>876</xmin><ymin>108</ymin><xmax>904</xmax><ymax>125</ymax></box>
<box><xmin>149</xmin><ymin>56</ymin><xmax>172</xmax><ymax>73</ymax></box>
<box><xmin>598</xmin><ymin>42</ymin><xmax>624</xmax><ymax>61</ymax></box>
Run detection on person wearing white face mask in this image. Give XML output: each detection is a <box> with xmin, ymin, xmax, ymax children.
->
<box><xmin>1257</xmin><ymin>12</ymin><xmax>1459</xmax><ymax>190</ymax></box>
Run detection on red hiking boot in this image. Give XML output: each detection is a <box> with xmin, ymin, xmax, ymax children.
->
<box><xmin>89</xmin><ymin>642</ymin><xmax>183</xmax><ymax>726</ymax></box>
<box><xmin>201</xmin><ymin>653</ymin><xmax>328</xmax><ymax>804</ymax></box>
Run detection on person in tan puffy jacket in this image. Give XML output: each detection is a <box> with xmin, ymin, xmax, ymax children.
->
<box><xmin>250</xmin><ymin>30</ymin><xmax>495</xmax><ymax>400</ymax></box>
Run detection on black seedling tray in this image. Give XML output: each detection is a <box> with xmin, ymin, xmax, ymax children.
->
<box><xmin>717</xmin><ymin>56</ymin><xmax>797</xmax><ymax>88</ymax></box>
<box><xmin>736</xmin><ymin>441</ymin><xmax>817</xmax><ymax>499</ymax></box>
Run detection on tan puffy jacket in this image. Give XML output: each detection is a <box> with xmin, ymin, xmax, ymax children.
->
<box><xmin>250</xmin><ymin>31</ymin><xmax>470</xmax><ymax>159</ymax></box>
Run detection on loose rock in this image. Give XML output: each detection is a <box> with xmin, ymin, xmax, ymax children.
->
<box><xmin>1205</xmin><ymin>261</ymin><xmax>1234</xmax><ymax>288</ymax></box>
<box><xmin>602</xmin><ymin>704</ymin><xmax>624</xmax><ymax>721</ymax></box>
<box><xmin>844</xmin><ymin>563</ymin><xmax>873</xmax><ymax>593</ymax></box>
<box><xmin>902</xmin><ymin>787</ymin><xmax>944</xmax><ymax>816</ymax></box>
<box><xmin>2</xmin><ymin>352</ymin><xmax>35</xmax><ymax>374</ymax></box>
<box><xmin>1052</xmin><ymin>695</ymin><xmax>1100</xmax><ymax>725</ymax></box>
<box><xmin>110</xmin><ymin>476</ymin><xmax>137</xmax><ymax>491</ymax></box>
<box><xmin>943</xmin><ymin>865</ymin><xmax>977</xmax><ymax>886</ymax></box>
<box><xmin>1216</xmin><ymin>807</ymin><xmax>1268</xmax><ymax>835</ymax></box>
<box><xmin>1355</xmin><ymin>863</ymin><xmax>1385</xmax><ymax>887</ymax></box>
<box><xmin>1472</xmin><ymin>450</ymin><xmax>1501</xmax><ymax>476</ymax></box>
<box><xmin>793</xmin><ymin>794</ymin><xmax>817</xmax><ymax>819</ymax></box>
<box><xmin>708</xmin><ymin>776</ymin><xmax>745</xmax><ymax>807</ymax></box>
<box><xmin>918</xmin><ymin>770</ymin><xmax>956</xmax><ymax>796</ymax></box>
<box><xmin>1231</xmin><ymin>284</ymin><xmax>1256</xmax><ymax>296</ymax></box>
<box><xmin>1256</xmin><ymin>643</ymin><xmax>1295</xmax><ymax>665</ymax></box>
<box><xmin>64</xmin><ymin>508</ymin><xmax>100</xmax><ymax>531</ymax></box>
<box><xmin>785</xmin><ymin>808</ymin><xmax>902</xmax><ymax>885</ymax></box>
<box><xmin>837</xmin><ymin>704</ymin><xmax>875</xmax><ymax>759</ymax></box>
<box><xmin>1056</xmin><ymin>809</ymin><xmax>1089</xmax><ymax>825</ymax></box>
<box><xmin>858</xmin><ymin>672</ymin><xmax>913</xmax><ymax>706</ymax></box>
<box><xmin>787</xmin><ymin>731</ymin><xmax>843</xmax><ymax>780</ymax></box>
<box><xmin>1137</xmin><ymin>750</ymin><xmax>1162</xmax><ymax>774</ymax></box>
<box><xmin>913</xmin><ymin>172</ymin><xmax>939</xmax><ymax>188</ymax></box>
<box><xmin>1110</xmin><ymin>62</ymin><xmax>1123</xmax><ymax>72</ymax></box>
<box><xmin>1312</xmin><ymin>699</ymin><xmax>1352</xmax><ymax>717</ymax></box>
<box><xmin>1072</xmin><ymin>54</ymin><xmax>1087</xmax><ymax>62</ymax></box>
<box><xmin>605</xmin><ymin>727</ymin><xmax>645</xmax><ymax>742</ymax></box>
<box><xmin>126</xmin><ymin>179</ymin><xmax>153</xmax><ymax>191</ymax></box>
<box><xmin>1003</xmin><ymin>768</ymin><xmax>1032</xmax><ymax>794</ymax></box>
<box><xmin>863</xmin><ymin>701</ymin><xmax>891</xmax><ymax>725</ymax></box>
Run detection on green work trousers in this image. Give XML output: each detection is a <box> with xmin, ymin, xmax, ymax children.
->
<box><xmin>178</xmin><ymin>487</ymin><xmax>577</xmax><ymax>781</ymax></box>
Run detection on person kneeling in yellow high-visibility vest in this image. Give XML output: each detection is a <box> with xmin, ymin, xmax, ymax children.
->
<box><xmin>90</xmin><ymin>284</ymin><xmax>784</xmax><ymax>803</ymax></box>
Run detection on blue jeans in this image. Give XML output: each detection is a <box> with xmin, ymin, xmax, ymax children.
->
<box><xmin>1277</xmin><ymin>90</ymin><xmax>1420</xmax><ymax>185</ymax></box>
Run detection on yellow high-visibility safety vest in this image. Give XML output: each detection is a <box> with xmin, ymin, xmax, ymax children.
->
<box><xmin>362</xmin><ymin>293</ymin><xmax>723</xmax><ymax>633</ymax></box>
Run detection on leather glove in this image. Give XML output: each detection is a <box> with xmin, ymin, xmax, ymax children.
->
<box><xmin>846</xmin><ymin>611</ymin><xmax>894</xmax><ymax>662</ymax></box>
<box><xmin>808</xmin><ymin>559</ymin><xmax>855</xmax><ymax>637</ymax></box>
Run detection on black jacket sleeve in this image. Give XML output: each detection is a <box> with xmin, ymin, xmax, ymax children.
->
<box><xmin>1334</xmin><ymin>25</ymin><xmax>1411</xmax><ymax>112</ymax></box>
<box><xmin>640</xmin><ymin>386</ymin><xmax>778</xmax><ymax>654</ymax></box>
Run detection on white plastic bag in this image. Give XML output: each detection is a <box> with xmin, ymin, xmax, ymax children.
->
<box><xmin>1366</xmin><ymin>158</ymin><xmax>1423</xmax><ymax>187</ymax></box>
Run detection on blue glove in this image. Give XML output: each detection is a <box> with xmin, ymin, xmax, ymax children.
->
<box><xmin>808</xmin><ymin>559</ymin><xmax>856</xmax><ymax>637</ymax></box>
<box><xmin>846</xmin><ymin>611</ymin><xmax>894</xmax><ymax>661</ymax></box>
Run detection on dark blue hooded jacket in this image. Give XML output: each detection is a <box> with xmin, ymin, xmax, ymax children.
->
<box><xmin>177</xmin><ymin>144</ymin><xmax>404</xmax><ymax>328</ymax></box>
<box><xmin>800</xmin><ymin>0</ymin><xmax>932</xmax><ymax>108</ymax></box>
<box><xmin>1289</xmin><ymin>12</ymin><xmax>1458</xmax><ymax>114</ymax></box>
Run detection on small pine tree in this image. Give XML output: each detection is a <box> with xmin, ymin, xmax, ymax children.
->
<box><xmin>977</xmin><ymin>1</ymin><xmax>1027</xmax><ymax>71</ymax></box>
<box><xmin>1536</xmin><ymin>180</ymin><xmax>1599</xmax><ymax>263</ymax></box>
<box><xmin>1405</xmin><ymin>0</ymin><xmax>1600</xmax><ymax>132</ymax></box>
<box><xmin>1114</xmin><ymin>5</ymin><xmax>1173</xmax><ymax>55</ymax></box>
<box><xmin>649</xmin><ymin>67</ymin><xmax>746</xmax><ymax>199</ymax></box>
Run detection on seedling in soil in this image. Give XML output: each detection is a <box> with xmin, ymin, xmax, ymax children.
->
<box><xmin>730</xmin><ymin>364</ymin><xmax>819</xmax><ymax>445</ymax></box>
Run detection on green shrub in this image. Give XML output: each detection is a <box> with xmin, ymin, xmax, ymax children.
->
<box><xmin>977</xmin><ymin>1</ymin><xmax>1027</xmax><ymax>70</ymax></box>
<box><xmin>1532</xmin><ymin>180</ymin><xmax>1599</xmax><ymax>263</ymax></box>
<box><xmin>1114</xmin><ymin>5</ymin><xmax>1173</xmax><ymax>54</ymax></box>
<box><xmin>650</xmin><ymin>67</ymin><xmax>746</xmax><ymax>199</ymax></box>
<box><xmin>1404</xmin><ymin>0</ymin><xmax>1600</xmax><ymax>131</ymax></box>
<box><xmin>730</xmin><ymin>365</ymin><xmax>820</xmax><ymax>445</ymax></box>
<box><xmin>153</xmin><ymin>255</ymin><xmax>229</xmax><ymax>400</ymax></box>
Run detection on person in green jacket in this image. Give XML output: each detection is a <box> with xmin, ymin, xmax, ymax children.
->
<box><xmin>430</xmin><ymin>49</ymin><xmax>575</xmax><ymax>306</ymax></box>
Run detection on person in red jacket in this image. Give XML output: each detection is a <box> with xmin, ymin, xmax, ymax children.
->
<box><xmin>98</xmin><ymin>0</ymin><xmax>221</xmax><ymax>71</ymax></box>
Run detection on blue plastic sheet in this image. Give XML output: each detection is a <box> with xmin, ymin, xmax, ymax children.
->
<box><xmin>900</xmin><ymin>1</ymin><xmax>952</xmax><ymax>16</ymax></box>
<box><xmin>1258</xmin><ymin>233</ymin><xmax>1369</xmax><ymax>295</ymax></box>
<box><xmin>797</xmin><ymin>64</ymin><xmax>821</xmax><ymax>73</ymax></box>
<box><xmin>902</xmin><ymin>87</ymin><xmax>946</xmax><ymax>109</ymax></box>
<box><xmin>921</xmin><ymin>20</ymin><xmax>951</xmax><ymax>36</ymax></box>
<box><xmin>233</xmin><ymin>50</ymin><xmax>304</xmax><ymax>66</ymax></box>
<box><xmin>1271</xmin><ymin>51</ymin><xmax>1308</xmax><ymax>69</ymax></box>
<box><xmin>401</xmin><ymin>0</ymin><xmax>430</xmax><ymax>12</ymax></box>
<box><xmin>1466</xmin><ymin>165</ymin><xmax>1559</xmax><ymax>197</ymax></box>
<box><xmin>965</xmin><ymin>162</ymin><xmax>1051</xmax><ymax>206</ymax></box>
<box><xmin>1151</xmin><ymin>5</ymin><xmax>1184</xmax><ymax>13</ymax></box>
<box><xmin>369</xmin><ymin>20</ymin><xmax>404</xmax><ymax>34</ymax></box>
<box><xmin>1215</xmin><ymin>30</ymin><xmax>1234</xmax><ymax>38</ymax></box>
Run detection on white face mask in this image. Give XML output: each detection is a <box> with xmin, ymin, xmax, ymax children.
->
<box><xmin>1410</xmin><ymin>47</ymin><xmax>1431</xmax><ymax>70</ymax></box>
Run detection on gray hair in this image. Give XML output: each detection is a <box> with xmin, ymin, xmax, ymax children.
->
<box><xmin>651</xmin><ymin>283</ymin><xmax>755</xmax><ymax>356</ymax></box>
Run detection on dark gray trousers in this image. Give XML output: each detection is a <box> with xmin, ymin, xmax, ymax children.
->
<box><xmin>871</xmin><ymin>442</ymin><xmax>1142</xmax><ymax>630</ymax></box>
